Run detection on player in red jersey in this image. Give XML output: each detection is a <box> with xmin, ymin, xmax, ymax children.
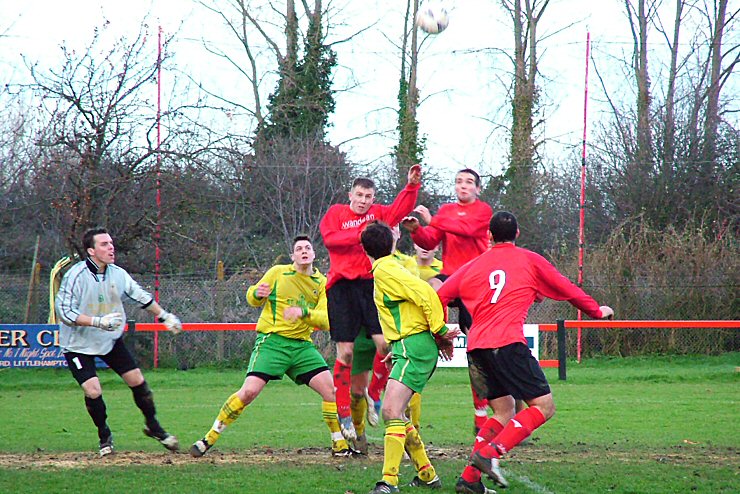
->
<box><xmin>438</xmin><ymin>211</ymin><xmax>614</xmax><ymax>494</ymax></box>
<box><xmin>402</xmin><ymin>168</ymin><xmax>493</xmax><ymax>434</ymax></box>
<box><xmin>320</xmin><ymin>165</ymin><xmax>421</xmax><ymax>441</ymax></box>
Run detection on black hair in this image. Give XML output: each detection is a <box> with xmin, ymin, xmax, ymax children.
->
<box><xmin>457</xmin><ymin>168</ymin><xmax>481</xmax><ymax>187</ymax></box>
<box><xmin>360</xmin><ymin>222</ymin><xmax>393</xmax><ymax>260</ymax></box>
<box><xmin>489</xmin><ymin>211</ymin><xmax>518</xmax><ymax>242</ymax></box>
<box><xmin>292</xmin><ymin>234</ymin><xmax>312</xmax><ymax>250</ymax></box>
<box><xmin>351</xmin><ymin>177</ymin><xmax>376</xmax><ymax>192</ymax></box>
<box><xmin>83</xmin><ymin>227</ymin><xmax>109</xmax><ymax>251</ymax></box>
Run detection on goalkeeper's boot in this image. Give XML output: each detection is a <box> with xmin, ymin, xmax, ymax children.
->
<box><xmin>470</xmin><ymin>451</ymin><xmax>508</xmax><ymax>488</ymax></box>
<box><xmin>407</xmin><ymin>475</ymin><xmax>442</xmax><ymax>489</ymax></box>
<box><xmin>365</xmin><ymin>390</ymin><xmax>380</xmax><ymax>427</ymax></box>
<box><xmin>353</xmin><ymin>432</ymin><xmax>369</xmax><ymax>455</ymax></box>
<box><xmin>190</xmin><ymin>438</ymin><xmax>212</xmax><ymax>458</ymax></box>
<box><xmin>455</xmin><ymin>477</ymin><xmax>497</xmax><ymax>494</ymax></box>
<box><xmin>99</xmin><ymin>432</ymin><xmax>114</xmax><ymax>457</ymax></box>
<box><xmin>332</xmin><ymin>446</ymin><xmax>360</xmax><ymax>457</ymax></box>
<box><xmin>144</xmin><ymin>426</ymin><xmax>180</xmax><ymax>451</ymax></box>
<box><xmin>339</xmin><ymin>414</ymin><xmax>357</xmax><ymax>440</ymax></box>
<box><xmin>368</xmin><ymin>480</ymin><xmax>400</xmax><ymax>494</ymax></box>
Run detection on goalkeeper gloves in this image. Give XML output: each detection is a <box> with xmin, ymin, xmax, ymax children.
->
<box><xmin>158</xmin><ymin>310</ymin><xmax>182</xmax><ymax>334</ymax></box>
<box><xmin>92</xmin><ymin>312</ymin><xmax>123</xmax><ymax>331</ymax></box>
<box><xmin>599</xmin><ymin>306</ymin><xmax>614</xmax><ymax>320</ymax></box>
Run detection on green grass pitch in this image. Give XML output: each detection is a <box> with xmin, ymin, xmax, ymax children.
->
<box><xmin>0</xmin><ymin>353</ymin><xmax>738</xmax><ymax>493</ymax></box>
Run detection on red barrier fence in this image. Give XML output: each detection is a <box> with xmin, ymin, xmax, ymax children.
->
<box><xmin>127</xmin><ymin>320</ymin><xmax>739</xmax><ymax>374</ymax></box>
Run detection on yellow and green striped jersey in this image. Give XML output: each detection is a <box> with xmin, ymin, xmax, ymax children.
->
<box><xmin>246</xmin><ymin>264</ymin><xmax>329</xmax><ymax>341</ymax></box>
<box><xmin>393</xmin><ymin>250</ymin><xmax>420</xmax><ymax>277</ymax></box>
<box><xmin>371</xmin><ymin>255</ymin><xmax>448</xmax><ymax>343</ymax></box>
<box><xmin>414</xmin><ymin>256</ymin><xmax>443</xmax><ymax>282</ymax></box>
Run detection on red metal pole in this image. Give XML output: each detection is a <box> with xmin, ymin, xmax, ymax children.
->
<box><xmin>577</xmin><ymin>32</ymin><xmax>591</xmax><ymax>363</ymax></box>
<box><xmin>154</xmin><ymin>26</ymin><xmax>163</xmax><ymax>368</ymax></box>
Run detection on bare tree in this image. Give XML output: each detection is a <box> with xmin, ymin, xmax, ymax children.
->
<box><xmin>591</xmin><ymin>0</ymin><xmax>738</xmax><ymax>233</ymax></box>
<box><xmin>23</xmin><ymin>22</ymin><xmax>174</xmax><ymax>257</ymax></box>
<box><xmin>482</xmin><ymin>0</ymin><xmax>550</xmax><ymax>247</ymax></box>
<box><xmin>626</xmin><ymin>0</ymin><xmax>656</xmax><ymax>178</ymax></box>
<box><xmin>194</xmin><ymin>0</ymin><xmax>350</xmax><ymax>260</ymax></box>
<box><xmin>701</xmin><ymin>0</ymin><xmax>737</xmax><ymax>164</ymax></box>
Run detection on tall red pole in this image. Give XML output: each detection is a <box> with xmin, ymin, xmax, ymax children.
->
<box><xmin>577</xmin><ymin>32</ymin><xmax>591</xmax><ymax>363</ymax></box>
<box><xmin>154</xmin><ymin>26</ymin><xmax>163</xmax><ymax>368</ymax></box>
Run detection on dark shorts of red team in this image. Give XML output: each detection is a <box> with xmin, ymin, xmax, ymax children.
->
<box><xmin>468</xmin><ymin>342</ymin><xmax>552</xmax><ymax>401</ymax></box>
<box><xmin>327</xmin><ymin>278</ymin><xmax>383</xmax><ymax>342</ymax></box>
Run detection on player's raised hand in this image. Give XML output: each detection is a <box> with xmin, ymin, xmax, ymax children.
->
<box><xmin>401</xmin><ymin>216</ymin><xmax>420</xmax><ymax>233</ymax></box>
<box><xmin>407</xmin><ymin>164</ymin><xmax>422</xmax><ymax>185</ymax></box>
<box><xmin>599</xmin><ymin>306</ymin><xmax>614</xmax><ymax>320</ymax></box>
<box><xmin>413</xmin><ymin>205</ymin><xmax>432</xmax><ymax>224</ymax></box>
<box><xmin>255</xmin><ymin>283</ymin><xmax>271</xmax><ymax>298</ymax></box>
<box><xmin>93</xmin><ymin>312</ymin><xmax>123</xmax><ymax>331</ymax></box>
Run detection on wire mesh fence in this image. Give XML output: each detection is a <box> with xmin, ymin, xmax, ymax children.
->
<box><xmin>2</xmin><ymin>271</ymin><xmax>737</xmax><ymax>368</ymax></box>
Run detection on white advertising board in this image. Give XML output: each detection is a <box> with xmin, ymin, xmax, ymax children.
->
<box><xmin>436</xmin><ymin>324</ymin><xmax>540</xmax><ymax>368</ymax></box>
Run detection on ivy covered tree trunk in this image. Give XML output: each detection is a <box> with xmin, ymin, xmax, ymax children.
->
<box><xmin>393</xmin><ymin>0</ymin><xmax>425</xmax><ymax>194</ymax></box>
<box><xmin>486</xmin><ymin>0</ymin><xmax>549</xmax><ymax>246</ymax></box>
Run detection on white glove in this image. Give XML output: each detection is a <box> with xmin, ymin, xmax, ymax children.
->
<box><xmin>158</xmin><ymin>310</ymin><xmax>182</xmax><ymax>334</ymax></box>
<box><xmin>599</xmin><ymin>306</ymin><xmax>614</xmax><ymax>320</ymax></box>
<box><xmin>92</xmin><ymin>312</ymin><xmax>123</xmax><ymax>331</ymax></box>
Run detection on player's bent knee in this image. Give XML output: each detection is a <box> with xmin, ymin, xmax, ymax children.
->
<box><xmin>536</xmin><ymin>401</ymin><xmax>556</xmax><ymax>421</ymax></box>
<box><xmin>81</xmin><ymin>378</ymin><xmax>102</xmax><ymax>398</ymax></box>
<box><xmin>121</xmin><ymin>368</ymin><xmax>145</xmax><ymax>387</ymax></box>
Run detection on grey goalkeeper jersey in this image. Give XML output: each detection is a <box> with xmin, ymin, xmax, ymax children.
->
<box><xmin>55</xmin><ymin>258</ymin><xmax>154</xmax><ymax>355</ymax></box>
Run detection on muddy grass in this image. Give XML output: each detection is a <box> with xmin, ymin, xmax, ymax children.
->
<box><xmin>1</xmin><ymin>443</ymin><xmax>735</xmax><ymax>470</ymax></box>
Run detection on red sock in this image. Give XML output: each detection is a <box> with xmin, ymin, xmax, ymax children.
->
<box><xmin>367</xmin><ymin>352</ymin><xmax>389</xmax><ymax>401</ymax></box>
<box><xmin>472</xmin><ymin>386</ymin><xmax>489</xmax><ymax>430</ymax></box>
<box><xmin>333</xmin><ymin>359</ymin><xmax>352</xmax><ymax>418</ymax></box>
<box><xmin>461</xmin><ymin>417</ymin><xmax>504</xmax><ymax>483</ymax></box>
<box><xmin>480</xmin><ymin>406</ymin><xmax>547</xmax><ymax>458</ymax></box>
<box><xmin>475</xmin><ymin>417</ymin><xmax>504</xmax><ymax>450</ymax></box>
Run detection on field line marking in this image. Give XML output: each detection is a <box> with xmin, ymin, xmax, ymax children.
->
<box><xmin>505</xmin><ymin>469</ymin><xmax>555</xmax><ymax>494</ymax></box>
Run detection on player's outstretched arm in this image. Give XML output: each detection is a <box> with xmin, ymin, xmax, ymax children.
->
<box><xmin>599</xmin><ymin>306</ymin><xmax>614</xmax><ymax>319</ymax></box>
<box><xmin>144</xmin><ymin>300</ymin><xmax>182</xmax><ymax>334</ymax></box>
<box><xmin>407</xmin><ymin>164</ymin><xmax>422</xmax><ymax>185</ymax></box>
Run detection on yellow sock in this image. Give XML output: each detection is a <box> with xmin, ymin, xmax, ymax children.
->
<box><xmin>322</xmin><ymin>401</ymin><xmax>349</xmax><ymax>451</ymax></box>
<box><xmin>381</xmin><ymin>419</ymin><xmax>407</xmax><ymax>486</ymax></box>
<box><xmin>350</xmin><ymin>393</ymin><xmax>367</xmax><ymax>436</ymax></box>
<box><xmin>408</xmin><ymin>393</ymin><xmax>422</xmax><ymax>431</ymax></box>
<box><xmin>204</xmin><ymin>393</ymin><xmax>246</xmax><ymax>445</ymax></box>
<box><xmin>404</xmin><ymin>421</ymin><xmax>436</xmax><ymax>482</ymax></box>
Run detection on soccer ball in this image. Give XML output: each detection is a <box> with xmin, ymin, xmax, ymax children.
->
<box><xmin>415</xmin><ymin>4</ymin><xmax>449</xmax><ymax>34</ymax></box>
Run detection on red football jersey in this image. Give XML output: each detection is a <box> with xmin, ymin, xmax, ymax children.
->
<box><xmin>320</xmin><ymin>183</ymin><xmax>420</xmax><ymax>289</ymax></box>
<box><xmin>437</xmin><ymin>242</ymin><xmax>604</xmax><ymax>350</ymax></box>
<box><xmin>410</xmin><ymin>199</ymin><xmax>492</xmax><ymax>275</ymax></box>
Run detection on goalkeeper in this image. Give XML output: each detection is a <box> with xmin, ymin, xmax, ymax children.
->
<box><xmin>360</xmin><ymin>222</ymin><xmax>459</xmax><ymax>494</ymax></box>
<box><xmin>190</xmin><ymin>236</ymin><xmax>355</xmax><ymax>458</ymax></box>
<box><xmin>55</xmin><ymin>227</ymin><xmax>182</xmax><ymax>457</ymax></box>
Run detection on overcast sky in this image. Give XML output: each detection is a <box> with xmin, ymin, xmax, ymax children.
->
<box><xmin>2</xmin><ymin>0</ymin><xmax>721</xmax><ymax>183</ymax></box>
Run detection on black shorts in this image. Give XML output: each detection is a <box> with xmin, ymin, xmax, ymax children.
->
<box><xmin>64</xmin><ymin>338</ymin><xmax>139</xmax><ymax>385</ymax></box>
<box><xmin>435</xmin><ymin>274</ymin><xmax>472</xmax><ymax>332</ymax></box>
<box><xmin>467</xmin><ymin>342</ymin><xmax>551</xmax><ymax>401</ymax></box>
<box><xmin>327</xmin><ymin>278</ymin><xmax>382</xmax><ymax>342</ymax></box>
